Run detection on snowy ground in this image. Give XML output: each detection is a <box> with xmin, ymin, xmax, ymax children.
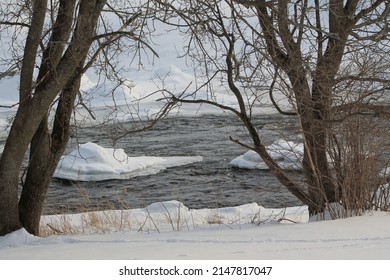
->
<box><xmin>1</xmin><ymin>203</ymin><xmax>390</xmax><ymax>260</ymax></box>
<box><xmin>0</xmin><ymin>206</ymin><xmax>389</xmax><ymax>279</ymax></box>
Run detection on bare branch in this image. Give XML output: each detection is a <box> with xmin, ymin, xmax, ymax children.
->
<box><xmin>269</xmin><ymin>67</ymin><xmax>296</xmax><ymax>116</ymax></box>
<box><xmin>0</xmin><ymin>21</ymin><xmax>30</xmax><ymax>28</ymax></box>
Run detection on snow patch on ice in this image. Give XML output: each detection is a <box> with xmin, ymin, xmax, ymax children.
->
<box><xmin>230</xmin><ymin>139</ymin><xmax>303</xmax><ymax>170</ymax></box>
<box><xmin>54</xmin><ymin>142</ymin><xmax>203</xmax><ymax>181</ymax></box>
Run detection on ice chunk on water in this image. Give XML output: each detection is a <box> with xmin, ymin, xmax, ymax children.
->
<box><xmin>54</xmin><ymin>142</ymin><xmax>202</xmax><ymax>181</ymax></box>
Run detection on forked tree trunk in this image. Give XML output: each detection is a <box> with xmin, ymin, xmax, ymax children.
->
<box><xmin>253</xmin><ymin>0</ymin><xmax>353</xmax><ymax>214</ymax></box>
<box><xmin>17</xmin><ymin>0</ymin><xmax>104</xmax><ymax>234</ymax></box>
<box><xmin>17</xmin><ymin>0</ymin><xmax>80</xmax><ymax>235</ymax></box>
<box><xmin>0</xmin><ymin>0</ymin><xmax>106</xmax><ymax>236</ymax></box>
<box><xmin>18</xmin><ymin>75</ymin><xmax>81</xmax><ymax>235</ymax></box>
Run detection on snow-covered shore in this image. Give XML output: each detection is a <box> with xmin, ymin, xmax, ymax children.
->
<box><xmin>1</xmin><ymin>202</ymin><xmax>389</xmax><ymax>260</ymax></box>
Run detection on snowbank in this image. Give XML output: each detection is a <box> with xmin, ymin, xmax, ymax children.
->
<box><xmin>1</xmin><ymin>201</ymin><xmax>389</xmax><ymax>260</ymax></box>
<box><xmin>54</xmin><ymin>142</ymin><xmax>203</xmax><ymax>181</ymax></box>
<box><xmin>39</xmin><ymin>200</ymin><xmax>308</xmax><ymax>235</ymax></box>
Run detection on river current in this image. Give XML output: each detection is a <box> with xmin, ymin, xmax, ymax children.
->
<box><xmin>43</xmin><ymin>114</ymin><xmax>304</xmax><ymax>214</ymax></box>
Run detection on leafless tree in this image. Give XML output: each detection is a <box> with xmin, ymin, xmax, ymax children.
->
<box><xmin>0</xmin><ymin>0</ymin><xmax>170</xmax><ymax>236</ymax></box>
<box><xmin>158</xmin><ymin>0</ymin><xmax>390</xmax><ymax>216</ymax></box>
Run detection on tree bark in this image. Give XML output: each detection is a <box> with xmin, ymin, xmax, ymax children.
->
<box><xmin>19</xmin><ymin>74</ymin><xmax>81</xmax><ymax>235</ymax></box>
<box><xmin>17</xmin><ymin>0</ymin><xmax>78</xmax><ymax>235</ymax></box>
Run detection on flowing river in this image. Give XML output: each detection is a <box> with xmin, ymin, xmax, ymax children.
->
<box><xmin>43</xmin><ymin>113</ymin><xmax>304</xmax><ymax>214</ymax></box>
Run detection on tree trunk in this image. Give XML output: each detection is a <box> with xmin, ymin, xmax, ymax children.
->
<box><xmin>0</xmin><ymin>105</ymin><xmax>47</xmax><ymax>235</ymax></box>
<box><xmin>253</xmin><ymin>0</ymin><xmax>355</xmax><ymax>214</ymax></box>
<box><xmin>16</xmin><ymin>0</ymin><xmax>105</xmax><ymax>235</ymax></box>
<box><xmin>19</xmin><ymin>75</ymin><xmax>81</xmax><ymax>235</ymax></box>
<box><xmin>18</xmin><ymin>116</ymin><xmax>56</xmax><ymax>235</ymax></box>
<box><xmin>17</xmin><ymin>0</ymin><xmax>79</xmax><ymax>235</ymax></box>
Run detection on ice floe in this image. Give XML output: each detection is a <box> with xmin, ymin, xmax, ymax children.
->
<box><xmin>54</xmin><ymin>142</ymin><xmax>203</xmax><ymax>181</ymax></box>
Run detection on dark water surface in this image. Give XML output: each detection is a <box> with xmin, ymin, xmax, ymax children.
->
<box><xmin>43</xmin><ymin>114</ymin><xmax>304</xmax><ymax>214</ymax></box>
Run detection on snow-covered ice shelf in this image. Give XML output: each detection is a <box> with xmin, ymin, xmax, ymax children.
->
<box><xmin>54</xmin><ymin>142</ymin><xmax>203</xmax><ymax>181</ymax></box>
<box><xmin>230</xmin><ymin>139</ymin><xmax>303</xmax><ymax>170</ymax></box>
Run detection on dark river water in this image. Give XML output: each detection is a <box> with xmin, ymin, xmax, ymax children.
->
<box><xmin>43</xmin><ymin>114</ymin><xmax>304</xmax><ymax>214</ymax></box>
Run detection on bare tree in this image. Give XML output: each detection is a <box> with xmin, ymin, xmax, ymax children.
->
<box><xmin>0</xmin><ymin>0</ymin><xmax>168</xmax><ymax>236</ymax></box>
<box><xmin>158</xmin><ymin>0</ymin><xmax>390</xmax><ymax>216</ymax></box>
